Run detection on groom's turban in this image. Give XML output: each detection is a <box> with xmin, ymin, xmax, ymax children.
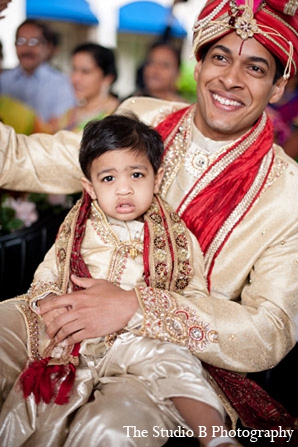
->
<box><xmin>192</xmin><ymin>0</ymin><xmax>298</xmax><ymax>79</ymax></box>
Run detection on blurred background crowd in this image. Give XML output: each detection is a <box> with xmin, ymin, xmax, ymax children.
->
<box><xmin>0</xmin><ymin>0</ymin><xmax>199</xmax><ymax>135</ymax></box>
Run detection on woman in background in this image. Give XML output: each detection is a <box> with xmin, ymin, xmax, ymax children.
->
<box><xmin>48</xmin><ymin>43</ymin><xmax>119</xmax><ymax>133</ymax></box>
<box><xmin>131</xmin><ymin>40</ymin><xmax>187</xmax><ymax>103</ymax></box>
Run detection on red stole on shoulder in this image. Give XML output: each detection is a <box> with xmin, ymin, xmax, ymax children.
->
<box><xmin>156</xmin><ymin>106</ymin><xmax>274</xmax><ymax>289</ymax></box>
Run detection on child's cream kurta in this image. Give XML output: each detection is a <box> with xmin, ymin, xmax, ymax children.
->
<box><xmin>0</xmin><ymin>199</ymin><xmax>223</xmax><ymax>447</ymax></box>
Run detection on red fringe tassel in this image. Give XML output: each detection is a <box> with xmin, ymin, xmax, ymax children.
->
<box><xmin>19</xmin><ymin>357</ymin><xmax>76</xmax><ymax>405</ymax></box>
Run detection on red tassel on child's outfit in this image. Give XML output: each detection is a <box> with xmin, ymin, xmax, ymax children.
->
<box><xmin>19</xmin><ymin>343</ymin><xmax>80</xmax><ymax>405</ymax></box>
<box><xmin>19</xmin><ymin>193</ymin><xmax>91</xmax><ymax>406</ymax></box>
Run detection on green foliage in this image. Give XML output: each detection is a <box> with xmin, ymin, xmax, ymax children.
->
<box><xmin>177</xmin><ymin>59</ymin><xmax>197</xmax><ymax>104</ymax></box>
<box><xmin>27</xmin><ymin>193</ymin><xmax>63</xmax><ymax>214</ymax></box>
<box><xmin>0</xmin><ymin>195</ymin><xmax>24</xmax><ymax>233</ymax></box>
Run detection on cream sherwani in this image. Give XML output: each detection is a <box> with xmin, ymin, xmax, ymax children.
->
<box><xmin>0</xmin><ymin>123</ymin><xmax>82</xmax><ymax>194</ymax></box>
<box><xmin>0</xmin><ymin>98</ymin><xmax>298</xmax><ymax>444</ymax></box>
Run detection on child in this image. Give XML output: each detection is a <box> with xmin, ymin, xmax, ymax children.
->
<box><xmin>4</xmin><ymin>114</ymin><xmax>242</xmax><ymax>447</ymax></box>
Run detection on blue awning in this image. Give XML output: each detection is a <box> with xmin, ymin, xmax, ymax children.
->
<box><xmin>26</xmin><ymin>0</ymin><xmax>99</xmax><ymax>25</ymax></box>
<box><xmin>118</xmin><ymin>1</ymin><xmax>187</xmax><ymax>37</ymax></box>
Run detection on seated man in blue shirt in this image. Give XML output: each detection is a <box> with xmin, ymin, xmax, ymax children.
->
<box><xmin>0</xmin><ymin>19</ymin><xmax>76</xmax><ymax>122</ymax></box>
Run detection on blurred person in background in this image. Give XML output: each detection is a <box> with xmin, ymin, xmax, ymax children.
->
<box><xmin>0</xmin><ymin>39</ymin><xmax>49</xmax><ymax>135</ymax></box>
<box><xmin>0</xmin><ymin>19</ymin><xmax>76</xmax><ymax>122</ymax></box>
<box><xmin>130</xmin><ymin>40</ymin><xmax>187</xmax><ymax>103</ymax></box>
<box><xmin>45</xmin><ymin>28</ymin><xmax>60</xmax><ymax>65</ymax></box>
<box><xmin>0</xmin><ymin>41</ymin><xmax>3</xmax><ymax>72</ymax></box>
<box><xmin>48</xmin><ymin>43</ymin><xmax>120</xmax><ymax>133</ymax></box>
<box><xmin>266</xmin><ymin>73</ymin><xmax>298</xmax><ymax>156</ymax></box>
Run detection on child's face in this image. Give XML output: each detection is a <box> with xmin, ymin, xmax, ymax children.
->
<box><xmin>81</xmin><ymin>147</ymin><xmax>164</xmax><ymax>221</ymax></box>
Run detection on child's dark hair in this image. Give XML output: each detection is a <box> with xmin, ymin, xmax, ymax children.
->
<box><xmin>79</xmin><ymin>112</ymin><xmax>164</xmax><ymax>180</ymax></box>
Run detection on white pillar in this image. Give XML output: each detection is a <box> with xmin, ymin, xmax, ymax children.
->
<box><xmin>0</xmin><ymin>0</ymin><xmax>26</xmax><ymax>69</ymax></box>
<box><xmin>86</xmin><ymin>0</ymin><xmax>121</xmax><ymax>48</ymax></box>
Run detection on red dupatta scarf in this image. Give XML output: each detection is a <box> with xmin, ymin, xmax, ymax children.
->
<box><xmin>156</xmin><ymin>105</ymin><xmax>274</xmax><ymax>289</ymax></box>
<box><xmin>19</xmin><ymin>193</ymin><xmax>93</xmax><ymax>406</ymax></box>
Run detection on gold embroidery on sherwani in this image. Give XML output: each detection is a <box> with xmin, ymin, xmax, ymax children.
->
<box><xmin>17</xmin><ymin>200</ymin><xmax>83</xmax><ymax>362</ymax></box>
<box><xmin>17</xmin><ymin>202</ymin><xmax>83</xmax><ymax>362</ymax></box>
<box><xmin>56</xmin><ymin>200</ymin><xmax>82</xmax><ymax>293</ymax></box>
<box><xmin>137</xmin><ymin>287</ymin><xmax>218</xmax><ymax>352</ymax></box>
<box><xmin>160</xmin><ymin>105</ymin><xmax>196</xmax><ymax>199</ymax></box>
<box><xmin>28</xmin><ymin>281</ymin><xmax>61</xmax><ymax>299</ymax></box>
<box><xmin>262</xmin><ymin>153</ymin><xmax>288</xmax><ymax>194</ymax></box>
<box><xmin>159</xmin><ymin>105</ymin><xmax>237</xmax><ymax>200</ymax></box>
<box><xmin>18</xmin><ymin>304</ymin><xmax>42</xmax><ymax>361</ymax></box>
<box><xmin>90</xmin><ymin>201</ymin><xmax>139</xmax><ymax>286</ymax></box>
<box><xmin>284</xmin><ymin>0</ymin><xmax>298</xmax><ymax>16</ymax></box>
<box><xmin>144</xmin><ymin>197</ymin><xmax>194</xmax><ymax>292</ymax></box>
<box><xmin>137</xmin><ymin>196</ymin><xmax>218</xmax><ymax>352</ymax></box>
<box><xmin>178</xmin><ymin>113</ymin><xmax>268</xmax><ymax>215</ymax></box>
<box><xmin>18</xmin><ymin>303</ymin><xmax>77</xmax><ymax>364</ymax></box>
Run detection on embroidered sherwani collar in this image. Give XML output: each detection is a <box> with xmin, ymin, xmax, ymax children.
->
<box><xmin>159</xmin><ymin>105</ymin><xmax>236</xmax><ymax>199</ymax></box>
<box><xmin>191</xmin><ymin>118</ymin><xmax>234</xmax><ymax>154</ymax></box>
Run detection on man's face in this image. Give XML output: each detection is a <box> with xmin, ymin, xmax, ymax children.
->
<box><xmin>193</xmin><ymin>32</ymin><xmax>287</xmax><ymax>141</ymax></box>
<box><xmin>15</xmin><ymin>23</ymin><xmax>49</xmax><ymax>74</ymax></box>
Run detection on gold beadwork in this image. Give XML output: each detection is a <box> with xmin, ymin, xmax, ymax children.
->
<box><xmin>138</xmin><ymin>287</ymin><xmax>218</xmax><ymax>352</ymax></box>
<box><xmin>144</xmin><ymin>198</ymin><xmax>194</xmax><ymax>292</ymax></box>
<box><xmin>234</xmin><ymin>4</ymin><xmax>259</xmax><ymax>40</ymax></box>
<box><xmin>90</xmin><ymin>201</ymin><xmax>140</xmax><ymax>285</ymax></box>
<box><xmin>284</xmin><ymin>0</ymin><xmax>298</xmax><ymax>16</ymax></box>
<box><xmin>262</xmin><ymin>155</ymin><xmax>288</xmax><ymax>193</ymax></box>
<box><xmin>160</xmin><ymin>105</ymin><xmax>196</xmax><ymax>198</ymax></box>
<box><xmin>18</xmin><ymin>303</ymin><xmax>42</xmax><ymax>361</ymax></box>
<box><xmin>124</xmin><ymin>221</ymin><xmax>144</xmax><ymax>259</ymax></box>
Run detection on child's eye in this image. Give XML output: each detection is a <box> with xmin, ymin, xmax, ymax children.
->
<box><xmin>103</xmin><ymin>175</ymin><xmax>114</xmax><ymax>182</ymax></box>
<box><xmin>132</xmin><ymin>172</ymin><xmax>143</xmax><ymax>179</ymax></box>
